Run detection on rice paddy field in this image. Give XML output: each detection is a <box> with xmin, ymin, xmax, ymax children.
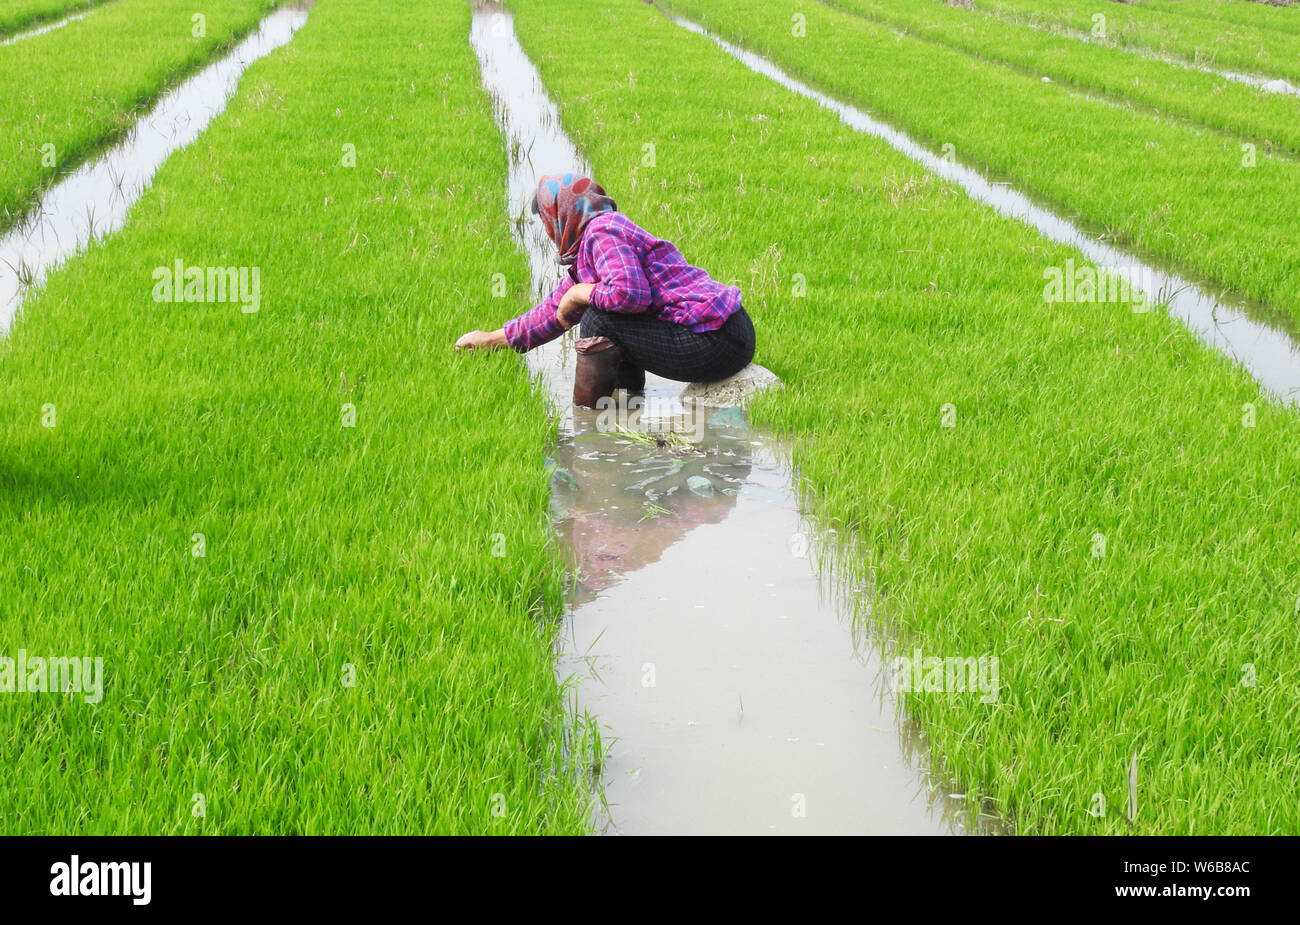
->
<box><xmin>0</xmin><ymin>0</ymin><xmax>285</xmax><ymax>224</ymax></box>
<box><xmin>1</xmin><ymin>0</ymin><xmax>1297</xmax><ymax>843</ymax></box>
<box><xmin>0</xmin><ymin>0</ymin><xmax>106</xmax><ymax>37</ymax></box>
<box><xmin>979</xmin><ymin>0</ymin><xmax>1300</xmax><ymax>84</ymax></box>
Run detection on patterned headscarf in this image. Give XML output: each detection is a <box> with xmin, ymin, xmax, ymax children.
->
<box><xmin>534</xmin><ymin>173</ymin><xmax>618</xmax><ymax>264</ymax></box>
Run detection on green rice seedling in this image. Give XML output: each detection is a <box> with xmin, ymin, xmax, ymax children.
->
<box><xmin>824</xmin><ymin>0</ymin><xmax>1300</xmax><ymax>156</ymax></box>
<box><xmin>664</xmin><ymin>0</ymin><xmax>1300</xmax><ymax>327</ymax></box>
<box><xmin>974</xmin><ymin>0</ymin><xmax>1300</xmax><ymax>84</ymax></box>
<box><xmin>0</xmin><ymin>0</ymin><xmax>108</xmax><ymax>36</ymax></box>
<box><xmin>509</xmin><ymin>0</ymin><xmax>1300</xmax><ymax>834</ymax></box>
<box><xmin>0</xmin><ymin>0</ymin><xmax>279</xmax><ymax>227</ymax></box>
<box><xmin>1138</xmin><ymin>0</ymin><xmax>1300</xmax><ymax>38</ymax></box>
<box><xmin>0</xmin><ymin>0</ymin><xmax>588</xmax><ymax>834</ymax></box>
<box><xmin>614</xmin><ymin>425</ymin><xmax>696</xmax><ymax>452</ymax></box>
<box><xmin>639</xmin><ymin>500</ymin><xmax>673</xmax><ymax>522</ymax></box>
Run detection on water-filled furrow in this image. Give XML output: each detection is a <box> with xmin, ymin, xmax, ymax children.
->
<box><xmin>470</xmin><ymin>0</ymin><xmax>974</xmax><ymax>835</ymax></box>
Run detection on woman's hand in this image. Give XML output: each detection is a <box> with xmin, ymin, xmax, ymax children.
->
<box><xmin>556</xmin><ymin>283</ymin><xmax>595</xmax><ymax>330</ymax></box>
<box><xmin>455</xmin><ymin>328</ymin><xmax>509</xmax><ymax>351</ymax></box>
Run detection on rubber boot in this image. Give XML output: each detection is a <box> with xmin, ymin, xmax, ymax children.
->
<box><xmin>573</xmin><ymin>336</ymin><xmax>622</xmax><ymax>408</ymax></box>
<box><xmin>617</xmin><ymin>361</ymin><xmax>645</xmax><ymax>395</ymax></box>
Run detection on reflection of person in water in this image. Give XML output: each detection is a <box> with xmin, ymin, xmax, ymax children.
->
<box><xmin>555</xmin><ymin>410</ymin><xmax>754</xmax><ymax>600</ymax></box>
<box><xmin>455</xmin><ymin>173</ymin><xmax>756</xmax><ymax>408</ymax></box>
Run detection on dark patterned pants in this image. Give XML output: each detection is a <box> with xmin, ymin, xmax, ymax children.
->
<box><xmin>578</xmin><ymin>307</ymin><xmax>756</xmax><ymax>383</ymax></box>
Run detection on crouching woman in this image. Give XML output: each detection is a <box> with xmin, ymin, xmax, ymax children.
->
<box><xmin>455</xmin><ymin>173</ymin><xmax>755</xmax><ymax>407</ymax></box>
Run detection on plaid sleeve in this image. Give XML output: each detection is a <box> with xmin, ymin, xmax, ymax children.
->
<box><xmin>587</xmin><ymin>224</ymin><xmax>652</xmax><ymax>313</ymax></box>
<box><xmin>503</xmin><ymin>277</ymin><xmax>573</xmax><ymax>352</ymax></box>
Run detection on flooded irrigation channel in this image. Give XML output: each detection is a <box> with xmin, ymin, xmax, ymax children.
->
<box><xmin>669</xmin><ymin>14</ymin><xmax>1300</xmax><ymax>407</ymax></box>
<box><xmin>0</xmin><ymin>2</ymin><xmax>313</xmax><ymax>334</ymax></box>
<box><xmin>1012</xmin><ymin>16</ymin><xmax>1300</xmax><ymax>100</ymax></box>
<box><xmin>0</xmin><ymin>8</ymin><xmax>96</xmax><ymax>48</ymax></box>
<box><xmin>470</xmin><ymin>1</ymin><xmax>982</xmax><ymax>836</ymax></box>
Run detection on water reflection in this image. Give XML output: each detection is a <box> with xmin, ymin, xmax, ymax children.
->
<box><xmin>554</xmin><ymin>399</ymin><xmax>753</xmax><ymax>601</ymax></box>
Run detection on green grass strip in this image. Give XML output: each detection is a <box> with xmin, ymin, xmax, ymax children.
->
<box><xmin>666</xmin><ymin>0</ymin><xmax>1300</xmax><ymax>328</ymax></box>
<box><xmin>1137</xmin><ymin>1</ymin><xmax>1300</xmax><ymax>39</ymax></box>
<box><xmin>509</xmin><ymin>0</ymin><xmax>1300</xmax><ymax>833</ymax></box>
<box><xmin>976</xmin><ymin>0</ymin><xmax>1300</xmax><ymax>83</ymax></box>
<box><xmin>0</xmin><ymin>0</ymin><xmax>280</xmax><ymax>227</ymax></box>
<box><xmin>825</xmin><ymin>0</ymin><xmax>1300</xmax><ymax>156</ymax></box>
<box><xmin>0</xmin><ymin>0</ymin><xmax>106</xmax><ymax>37</ymax></box>
<box><xmin>0</xmin><ymin>0</ymin><xmax>586</xmax><ymax>835</ymax></box>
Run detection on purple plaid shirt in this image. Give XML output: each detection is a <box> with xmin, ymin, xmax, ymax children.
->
<box><xmin>503</xmin><ymin>212</ymin><xmax>743</xmax><ymax>352</ymax></box>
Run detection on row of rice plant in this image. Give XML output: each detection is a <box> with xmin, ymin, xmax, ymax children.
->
<box><xmin>0</xmin><ymin>0</ymin><xmax>109</xmax><ymax>37</ymax></box>
<box><xmin>975</xmin><ymin>0</ymin><xmax>1300</xmax><ymax>83</ymax></box>
<box><xmin>1139</xmin><ymin>0</ymin><xmax>1300</xmax><ymax>38</ymax></box>
<box><xmin>0</xmin><ymin>0</ymin><xmax>280</xmax><ymax>225</ymax></box>
<box><xmin>0</xmin><ymin>0</ymin><xmax>588</xmax><ymax>834</ymax></box>
<box><xmin>827</xmin><ymin>0</ymin><xmax>1300</xmax><ymax>156</ymax></box>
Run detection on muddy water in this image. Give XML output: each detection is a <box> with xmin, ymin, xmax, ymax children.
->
<box><xmin>672</xmin><ymin>16</ymin><xmax>1300</xmax><ymax>406</ymax></box>
<box><xmin>0</xmin><ymin>8</ymin><xmax>96</xmax><ymax>47</ymax></box>
<box><xmin>470</xmin><ymin>1</ymin><xmax>972</xmax><ymax>835</ymax></box>
<box><xmin>0</xmin><ymin>3</ymin><xmax>313</xmax><ymax>334</ymax></box>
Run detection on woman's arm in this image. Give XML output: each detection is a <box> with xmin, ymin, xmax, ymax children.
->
<box><xmin>454</xmin><ymin>328</ymin><xmax>509</xmax><ymax>350</ymax></box>
<box><xmin>454</xmin><ymin>281</ymin><xmax>592</xmax><ymax>349</ymax></box>
<box><xmin>456</xmin><ymin>276</ymin><xmax>575</xmax><ymax>352</ymax></box>
<box><xmin>556</xmin><ymin>283</ymin><xmax>595</xmax><ymax>329</ymax></box>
